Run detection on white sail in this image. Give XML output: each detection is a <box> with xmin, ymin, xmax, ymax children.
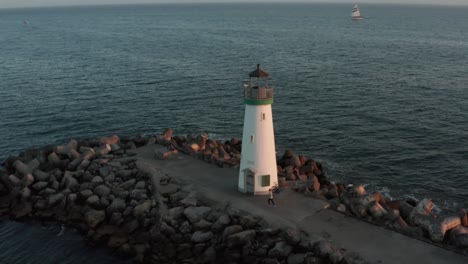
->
<box><xmin>351</xmin><ymin>4</ymin><xmax>363</xmax><ymax>19</ymax></box>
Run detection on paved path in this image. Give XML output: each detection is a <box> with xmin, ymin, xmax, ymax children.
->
<box><xmin>131</xmin><ymin>145</ymin><xmax>468</xmax><ymax>264</ymax></box>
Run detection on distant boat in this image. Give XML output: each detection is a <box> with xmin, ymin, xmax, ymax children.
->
<box><xmin>23</xmin><ymin>21</ymin><xmax>29</xmax><ymax>27</ymax></box>
<box><xmin>351</xmin><ymin>5</ymin><xmax>364</xmax><ymax>20</ymax></box>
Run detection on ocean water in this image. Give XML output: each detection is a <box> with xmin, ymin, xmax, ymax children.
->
<box><xmin>0</xmin><ymin>3</ymin><xmax>467</xmax><ymax>262</ymax></box>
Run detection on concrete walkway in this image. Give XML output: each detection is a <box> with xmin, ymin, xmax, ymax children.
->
<box><xmin>131</xmin><ymin>145</ymin><xmax>467</xmax><ymax>264</ymax></box>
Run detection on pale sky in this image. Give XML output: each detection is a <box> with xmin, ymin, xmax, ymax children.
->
<box><xmin>1</xmin><ymin>0</ymin><xmax>468</xmax><ymax>9</ymax></box>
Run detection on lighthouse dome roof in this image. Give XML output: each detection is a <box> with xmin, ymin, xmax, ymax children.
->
<box><xmin>249</xmin><ymin>64</ymin><xmax>269</xmax><ymax>78</ymax></box>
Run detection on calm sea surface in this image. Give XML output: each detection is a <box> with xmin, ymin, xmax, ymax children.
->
<box><xmin>0</xmin><ymin>3</ymin><xmax>467</xmax><ymax>262</ymax></box>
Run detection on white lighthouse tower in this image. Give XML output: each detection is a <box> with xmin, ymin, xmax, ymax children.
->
<box><xmin>238</xmin><ymin>64</ymin><xmax>278</xmax><ymax>195</ymax></box>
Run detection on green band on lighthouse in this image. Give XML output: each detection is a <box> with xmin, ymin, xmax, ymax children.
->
<box><xmin>244</xmin><ymin>98</ymin><xmax>273</xmax><ymax>105</ymax></box>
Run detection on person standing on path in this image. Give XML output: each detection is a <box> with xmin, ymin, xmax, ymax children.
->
<box><xmin>268</xmin><ymin>188</ymin><xmax>276</xmax><ymax>207</ymax></box>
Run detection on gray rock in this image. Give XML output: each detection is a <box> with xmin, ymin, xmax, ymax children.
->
<box><xmin>179</xmin><ymin>221</ymin><xmax>192</xmax><ymax>234</ymax></box>
<box><xmin>212</xmin><ymin>214</ymin><xmax>231</xmax><ymax>232</ymax></box>
<box><xmin>33</xmin><ymin>170</ymin><xmax>50</xmax><ymax>182</ymax></box>
<box><xmin>239</xmin><ymin>215</ymin><xmax>260</xmax><ymax>229</ymax></box>
<box><xmin>160</xmin><ymin>221</ymin><xmax>176</xmax><ymax>235</ymax></box>
<box><xmin>133</xmin><ymin>200</ymin><xmax>152</xmax><ymax>218</ymax></box>
<box><xmin>68</xmin><ymin>193</ymin><xmax>77</xmax><ymax>204</ymax></box>
<box><xmin>91</xmin><ymin>176</ymin><xmax>104</xmax><ymax>183</ymax></box>
<box><xmin>86</xmin><ymin>195</ymin><xmax>101</xmax><ymax>209</ymax></box>
<box><xmin>285</xmin><ymin>228</ymin><xmax>302</xmax><ymax>245</ymax></box>
<box><xmin>315</xmin><ymin>240</ymin><xmax>336</xmax><ymax>258</ymax></box>
<box><xmin>201</xmin><ymin>246</ymin><xmax>216</xmax><ymax>263</ymax></box>
<box><xmin>48</xmin><ymin>193</ymin><xmax>65</xmax><ymax>207</ymax></box>
<box><xmin>184</xmin><ymin>206</ymin><xmax>212</xmax><ymax>224</ymax></box>
<box><xmin>180</xmin><ymin>196</ymin><xmax>198</xmax><ymax>207</ymax></box>
<box><xmin>110</xmin><ymin>212</ymin><xmax>123</xmax><ymax>226</ymax></box>
<box><xmin>8</xmin><ymin>174</ymin><xmax>21</xmax><ymax>186</ymax></box>
<box><xmin>99</xmin><ymin>166</ymin><xmax>111</xmax><ymax>177</ymax></box>
<box><xmin>118</xmin><ymin>179</ymin><xmax>136</xmax><ymax>190</ymax></box>
<box><xmin>85</xmin><ymin>210</ymin><xmax>106</xmax><ymax>228</ymax></box>
<box><xmin>191</xmin><ymin>231</ymin><xmax>213</xmax><ymax>243</ymax></box>
<box><xmin>107</xmin><ymin>198</ymin><xmax>126</xmax><ymax>213</ymax></box>
<box><xmin>94</xmin><ymin>185</ymin><xmax>111</xmax><ymax>197</ymax></box>
<box><xmin>222</xmin><ymin>225</ymin><xmax>243</xmax><ymax>240</ymax></box>
<box><xmin>287</xmin><ymin>254</ymin><xmax>306</xmax><ymax>264</ymax></box>
<box><xmin>39</xmin><ymin>188</ymin><xmax>57</xmax><ymax>196</ymax></box>
<box><xmin>135</xmin><ymin>181</ymin><xmax>146</xmax><ymax>189</ymax></box>
<box><xmin>226</xmin><ymin>230</ymin><xmax>256</xmax><ymax>248</ymax></box>
<box><xmin>268</xmin><ymin>241</ymin><xmax>293</xmax><ymax>258</ymax></box>
<box><xmin>61</xmin><ymin>175</ymin><xmax>80</xmax><ymax>192</ymax></box>
<box><xmin>32</xmin><ymin>181</ymin><xmax>48</xmax><ymax>191</ymax></box>
<box><xmin>329</xmin><ymin>250</ymin><xmax>344</xmax><ymax>264</ymax></box>
<box><xmin>167</xmin><ymin>206</ymin><xmax>185</xmax><ymax>220</ymax></box>
<box><xmin>104</xmin><ymin>173</ymin><xmax>115</xmax><ymax>183</ymax></box>
<box><xmin>51</xmin><ymin>181</ymin><xmax>60</xmax><ymax>191</ymax></box>
<box><xmin>80</xmin><ymin>189</ymin><xmax>93</xmax><ymax>199</ymax></box>
<box><xmin>123</xmin><ymin>219</ymin><xmax>139</xmax><ymax>234</ymax></box>
<box><xmin>107</xmin><ymin>233</ymin><xmax>128</xmax><ymax>248</ymax></box>
<box><xmin>194</xmin><ymin>219</ymin><xmax>213</xmax><ymax>231</ymax></box>
<box><xmin>100</xmin><ymin>197</ymin><xmax>110</xmax><ymax>207</ymax></box>
<box><xmin>14</xmin><ymin>202</ymin><xmax>32</xmax><ymax>219</ymax></box>
<box><xmin>34</xmin><ymin>199</ymin><xmax>48</xmax><ymax>210</ymax></box>
<box><xmin>115</xmin><ymin>170</ymin><xmax>132</xmax><ymax>179</ymax></box>
<box><xmin>160</xmin><ymin>183</ymin><xmax>179</xmax><ymax>197</ymax></box>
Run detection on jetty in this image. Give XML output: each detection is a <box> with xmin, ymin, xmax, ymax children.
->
<box><xmin>134</xmin><ymin>144</ymin><xmax>468</xmax><ymax>264</ymax></box>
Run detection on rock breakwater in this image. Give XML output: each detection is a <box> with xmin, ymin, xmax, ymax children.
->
<box><xmin>0</xmin><ymin>133</ymin><xmax>369</xmax><ymax>263</ymax></box>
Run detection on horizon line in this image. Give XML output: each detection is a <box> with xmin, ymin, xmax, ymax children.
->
<box><xmin>2</xmin><ymin>1</ymin><xmax>468</xmax><ymax>10</ymax></box>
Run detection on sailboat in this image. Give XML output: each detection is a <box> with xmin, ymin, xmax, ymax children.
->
<box><xmin>351</xmin><ymin>5</ymin><xmax>364</xmax><ymax>20</ymax></box>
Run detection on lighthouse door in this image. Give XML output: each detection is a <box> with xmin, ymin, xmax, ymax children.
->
<box><xmin>244</xmin><ymin>169</ymin><xmax>255</xmax><ymax>194</ymax></box>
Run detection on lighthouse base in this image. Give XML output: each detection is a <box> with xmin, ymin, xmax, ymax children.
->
<box><xmin>238</xmin><ymin>186</ymin><xmax>269</xmax><ymax>196</ymax></box>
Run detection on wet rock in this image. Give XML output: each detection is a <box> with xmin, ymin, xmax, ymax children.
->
<box><xmin>48</xmin><ymin>193</ymin><xmax>65</xmax><ymax>207</ymax></box>
<box><xmin>85</xmin><ymin>210</ymin><xmax>106</xmax><ymax>228</ymax></box>
<box><xmin>167</xmin><ymin>206</ymin><xmax>185</xmax><ymax>220</ymax></box>
<box><xmin>13</xmin><ymin>202</ymin><xmax>32</xmax><ymax>219</ymax></box>
<box><xmin>108</xmin><ymin>233</ymin><xmax>128</xmax><ymax>248</ymax></box>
